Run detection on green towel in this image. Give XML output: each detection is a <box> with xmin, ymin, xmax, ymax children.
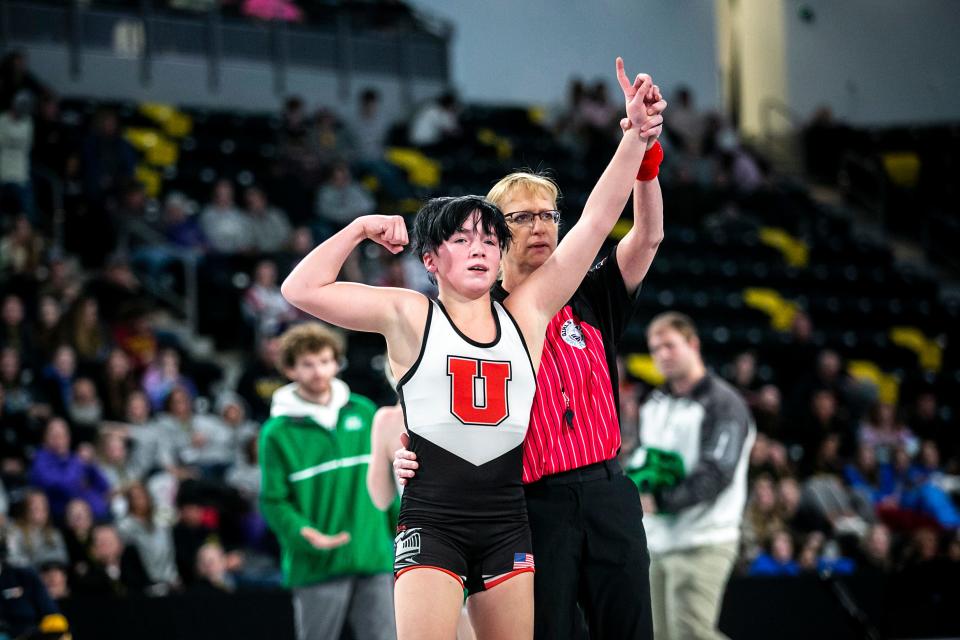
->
<box><xmin>626</xmin><ymin>447</ymin><xmax>685</xmax><ymax>493</ymax></box>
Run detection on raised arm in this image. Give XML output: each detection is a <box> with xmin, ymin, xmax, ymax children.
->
<box><xmin>617</xmin><ymin>60</ymin><xmax>667</xmax><ymax>293</ymax></box>
<box><xmin>281</xmin><ymin>215</ymin><xmax>426</xmax><ymax>369</ymax></box>
<box><xmin>508</xmin><ymin>66</ymin><xmax>661</xmax><ymax>330</ymax></box>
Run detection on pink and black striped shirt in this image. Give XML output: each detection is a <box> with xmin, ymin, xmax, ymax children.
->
<box><xmin>493</xmin><ymin>245</ymin><xmax>640</xmax><ymax>484</ymax></box>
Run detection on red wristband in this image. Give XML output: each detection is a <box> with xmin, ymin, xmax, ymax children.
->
<box><xmin>636</xmin><ymin>140</ymin><xmax>664</xmax><ymax>181</ymax></box>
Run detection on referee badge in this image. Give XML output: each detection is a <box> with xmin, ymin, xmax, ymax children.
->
<box><xmin>560</xmin><ymin>319</ymin><xmax>586</xmax><ymax>349</ymax></box>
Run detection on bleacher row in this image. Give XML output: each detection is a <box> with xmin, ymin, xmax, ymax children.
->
<box><xmin>49</xmin><ymin>94</ymin><xmax>960</xmax><ymax>421</ymax></box>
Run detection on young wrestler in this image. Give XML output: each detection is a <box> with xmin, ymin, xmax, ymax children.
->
<box><xmin>281</xmin><ymin>62</ymin><xmax>661</xmax><ymax>640</ymax></box>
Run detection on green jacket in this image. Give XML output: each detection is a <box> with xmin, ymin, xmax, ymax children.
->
<box><xmin>259</xmin><ymin>380</ymin><xmax>394</xmax><ymax>588</ymax></box>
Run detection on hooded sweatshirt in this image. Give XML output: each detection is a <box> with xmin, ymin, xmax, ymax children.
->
<box><xmin>259</xmin><ymin>379</ymin><xmax>393</xmax><ymax>587</ymax></box>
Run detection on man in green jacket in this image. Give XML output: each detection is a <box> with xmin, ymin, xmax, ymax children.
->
<box><xmin>260</xmin><ymin>323</ymin><xmax>396</xmax><ymax>640</ymax></box>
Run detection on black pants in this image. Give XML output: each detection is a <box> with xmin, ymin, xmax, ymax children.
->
<box><xmin>524</xmin><ymin>459</ymin><xmax>653</xmax><ymax>640</ymax></box>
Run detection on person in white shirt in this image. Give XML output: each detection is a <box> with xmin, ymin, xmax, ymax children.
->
<box><xmin>0</xmin><ymin>92</ymin><xmax>34</xmax><ymax>219</ymax></box>
<box><xmin>409</xmin><ymin>92</ymin><xmax>461</xmax><ymax>149</ymax></box>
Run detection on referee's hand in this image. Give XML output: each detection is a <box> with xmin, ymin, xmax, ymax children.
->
<box><xmin>393</xmin><ymin>432</ymin><xmax>419</xmax><ymax>486</ymax></box>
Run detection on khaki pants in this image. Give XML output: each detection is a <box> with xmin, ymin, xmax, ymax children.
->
<box><xmin>649</xmin><ymin>541</ymin><xmax>738</xmax><ymax>640</ymax></box>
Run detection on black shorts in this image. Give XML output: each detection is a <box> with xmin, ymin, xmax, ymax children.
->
<box><xmin>394</xmin><ymin>518</ymin><xmax>535</xmax><ymax>595</ymax></box>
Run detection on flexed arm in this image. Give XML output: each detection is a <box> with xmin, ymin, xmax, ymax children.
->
<box><xmin>281</xmin><ymin>215</ymin><xmax>409</xmax><ymax>330</ymax></box>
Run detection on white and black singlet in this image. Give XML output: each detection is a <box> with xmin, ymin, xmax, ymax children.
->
<box><xmin>394</xmin><ymin>298</ymin><xmax>537</xmax><ymax>592</ymax></box>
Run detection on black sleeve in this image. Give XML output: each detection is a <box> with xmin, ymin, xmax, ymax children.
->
<box><xmin>655</xmin><ymin>391</ymin><xmax>752</xmax><ymax>514</ymax></box>
<box><xmin>576</xmin><ymin>243</ymin><xmax>644</xmax><ymax>346</ymax></box>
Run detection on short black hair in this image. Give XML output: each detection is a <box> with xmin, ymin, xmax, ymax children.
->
<box><xmin>410</xmin><ymin>196</ymin><xmax>511</xmax><ymax>263</ymax></box>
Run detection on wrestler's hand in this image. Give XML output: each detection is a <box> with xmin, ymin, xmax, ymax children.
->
<box><xmin>358</xmin><ymin>214</ymin><xmax>408</xmax><ymax>254</ymax></box>
<box><xmin>300</xmin><ymin>526</ymin><xmax>351</xmax><ymax>550</ymax></box>
<box><xmin>616</xmin><ymin>58</ymin><xmax>667</xmax><ymax>147</ymax></box>
<box><xmin>393</xmin><ymin>431</ymin><xmax>419</xmax><ymax>486</ymax></box>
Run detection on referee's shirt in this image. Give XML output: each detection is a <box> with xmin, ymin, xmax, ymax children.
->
<box><xmin>492</xmin><ymin>244</ymin><xmax>638</xmax><ymax>483</ymax></box>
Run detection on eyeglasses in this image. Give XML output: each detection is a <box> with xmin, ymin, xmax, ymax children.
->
<box><xmin>503</xmin><ymin>210</ymin><xmax>561</xmax><ymax>227</ymax></box>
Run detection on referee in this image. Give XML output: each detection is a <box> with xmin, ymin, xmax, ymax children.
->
<box><xmin>395</xmin><ymin>61</ymin><xmax>666</xmax><ymax>639</ymax></box>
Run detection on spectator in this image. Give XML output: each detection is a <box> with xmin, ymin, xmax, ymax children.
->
<box><xmin>97</xmin><ymin>348</ymin><xmax>139</xmax><ymax>422</ymax></box>
<box><xmin>858</xmin><ymin>523</ymin><xmax>893</xmax><ymax>574</ymax></box>
<box><xmin>81</xmin><ymin>108</ymin><xmax>136</xmax><ymax>201</ymax></box>
<box><xmin>740</xmin><ymin>475</ymin><xmax>785</xmax><ymax>565</ymax></box>
<box><xmin>236</xmin><ymin>336</ymin><xmax>286</xmax><ymax>423</ymax></box>
<box><xmin>351</xmin><ymin>88</ymin><xmax>390</xmax><ymax>165</ymax></box>
<box><xmin>747</xmin><ymin>530</ymin><xmax>799</xmax><ymax>576</ymax></box>
<box><xmin>84</xmin><ymin>254</ymin><xmax>144</xmax><ymax>325</ymax></box>
<box><xmin>6</xmin><ymin>489</ymin><xmax>69</xmax><ymax>568</ymax></box>
<box><xmin>314</xmin><ymin>161</ymin><xmax>376</xmax><ymax>229</ymax></box>
<box><xmin>0</xmin><ymin>215</ymin><xmax>45</xmax><ymax>279</ymax></box>
<box><xmin>38</xmin><ymin>561</ymin><xmax>71</xmax><ymax>600</ymax></box>
<box><xmin>909</xmin><ymin>391</ymin><xmax>956</xmax><ymax>470</ymax></box>
<box><xmin>309</xmin><ymin>107</ymin><xmax>355</xmax><ymax>169</ymax></box>
<box><xmin>156</xmin><ymin>385</ymin><xmax>233</xmax><ymax>479</ymax></box>
<box><xmin>349</xmin><ymin>88</ymin><xmax>410</xmax><ymax>200</ymax></box>
<box><xmin>71</xmin><ymin>524</ymin><xmax>151</xmax><ymax>597</ymax></box>
<box><xmin>142</xmin><ymin>348</ymin><xmax>197</xmax><ymax>413</ymax></box>
<box><xmin>65</xmin><ymin>297</ymin><xmax>111</xmax><ymax>367</ymax></box>
<box><xmin>0</xmin><ymin>293</ymin><xmax>33</xmax><ymax>358</ymax></box>
<box><xmin>664</xmin><ymin>86</ymin><xmax>704</xmax><ymax>156</ymax></box>
<box><xmin>38</xmin><ymin>345</ymin><xmax>77</xmax><ymax>420</ymax></box>
<box><xmin>244</xmin><ymin>186</ymin><xmax>292</xmax><ymax>254</ymax></box>
<box><xmin>118</xmin><ymin>391</ymin><xmax>168</xmax><ymax>478</ymax></box>
<box><xmin>33</xmin><ymin>295</ymin><xmax>65</xmax><ymax>365</ymax></box>
<box><xmin>0</xmin><ymin>91</ymin><xmax>34</xmax><ymax>219</ymax></box>
<box><xmin>61</xmin><ymin>498</ymin><xmax>95</xmax><ymax>571</ymax></box>
<box><xmin>38</xmin><ymin>252</ymin><xmax>83</xmax><ymax>306</ymax></box>
<box><xmin>260</xmin><ymin>323</ymin><xmax>395</xmax><ymax>640</ymax></box>
<box><xmin>242</xmin><ymin>260</ymin><xmax>300</xmax><ymax>340</ymax></box>
<box><xmin>409</xmin><ymin>91</ymin><xmax>461</xmax><ymax>149</ymax></box>
<box><xmin>0</xmin><ymin>533</ymin><xmax>59</xmax><ymax>640</ymax></box>
<box><xmin>806</xmin><ymin>431</ymin><xmax>845</xmax><ymax>476</ymax></box>
<box><xmin>844</xmin><ymin>443</ymin><xmax>896</xmax><ymax>506</ymax></box>
<box><xmin>172</xmin><ymin>497</ymin><xmax>216</xmax><ymax>587</ymax></box>
<box><xmin>1</xmin><ymin>346</ymin><xmax>40</xmax><ymax>419</ymax></box>
<box><xmin>200</xmin><ymin>180</ymin><xmax>252</xmax><ymax>254</ymax></box>
<box><xmin>215</xmin><ymin>392</ymin><xmax>258</xmax><ymax>462</ymax></box>
<box><xmin>638</xmin><ymin>312</ymin><xmax>755</xmax><ymax>640</ymax></box>
<box><xmin>792</xmin><ymin>389</ymin><xmax>849</xmax><ymax>471</ymax></box>
<box><xmin>112</xmin><ymin>305</ymin><xmax>158</xmax><ymax>372</ymax></box>
<box><xmin>226</xmin><ymin>435</ymin><xmax>260</xmax><ymax>506</ymax></box>
<box><xmin>0</xmin><ymin>50</ymin><xmax>48</xmax><ymax>110</ymax></box>
<box><xmin>278</xmin><ymin>96</ymin><xmax>309</xmax><ymax>150</ymax></box>
<box><xmin>96</xmin><ymin>431</ymin><xmax>142</xmax><ymax>494</ymax></box>
<box><xmin>891</xmin><ymin>444</ymin><xmax>960</xmax><ymax>530</ymax></box>
<box><xmin>190</xmin><ymin>541</ymin><xmax>235</xmax><ymax>594</ymax></box>
<box><xmin>28</xmin><ymin>417</ymin><xmax>111</xmax><ymax>520</ymax></box>
<box><xmin>801</xmin><ymin>472</ymin><xmax>871</xmax><ymax>538</ymax></box>
<box><xmin>117</xmin><ymin>482</ymin><xmax>179</xmax><ymax>593</ymax></box>
<box><xmin>859</xmin><ymin>401</ymin><xmax>918</xmax><ymax>463</ymax></box>
<box><xmin>31</xmin><ymin>93</ymin><xmax>73</xmax><ymax>179</ymax></box>
<box><xmin>66</xmin><ymin>377</ymin><xmax>103</xmax><ymax>442</ymax></box>
<box><xmin>777</xmin><ymin>476</ymin><xmax>807</xmax><ymax>532</ymax></box>
<box><xmin>162</xmin><ymin>191</ymin><xmax>207</xmax><ymax>250</ymax></box>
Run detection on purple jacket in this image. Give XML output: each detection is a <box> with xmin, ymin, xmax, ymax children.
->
<box><xmin>29</xmin><ymin>448</ymin><xmax>111</xmax><ymax>520</ymax></box>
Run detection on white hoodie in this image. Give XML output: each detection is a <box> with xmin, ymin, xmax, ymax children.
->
<box><xmin>269</xmin><ymin>378</ymin><xmax>351</xmax><ymax>429</ymax></box>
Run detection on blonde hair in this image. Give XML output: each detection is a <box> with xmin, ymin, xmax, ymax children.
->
<box><xmin>486</xmin><ymin>171</ymin><xmax>560</xmax><ymax>210</ymax></box>
<box><xmin>278</xmin><ymin>322</ymin><xmax>345</xmax><ymax>369</ymax></box>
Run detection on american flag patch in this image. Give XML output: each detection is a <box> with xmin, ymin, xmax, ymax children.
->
<box><xmin>513</xmin><ymin>553</ymin><xmax>535</xmax><ymax>570</ymax></box>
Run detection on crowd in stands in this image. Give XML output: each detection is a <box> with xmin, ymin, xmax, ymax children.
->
<box><xmin>1</xmin><ymin>40</ymin><xmax>958</xmax><ymax>627</ymax></box>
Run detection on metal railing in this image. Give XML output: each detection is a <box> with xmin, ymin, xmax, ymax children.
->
<box><xmin>0</xmin><ymin>0</ymin><xmax>451</xmax><ymax>105</ymax></box>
